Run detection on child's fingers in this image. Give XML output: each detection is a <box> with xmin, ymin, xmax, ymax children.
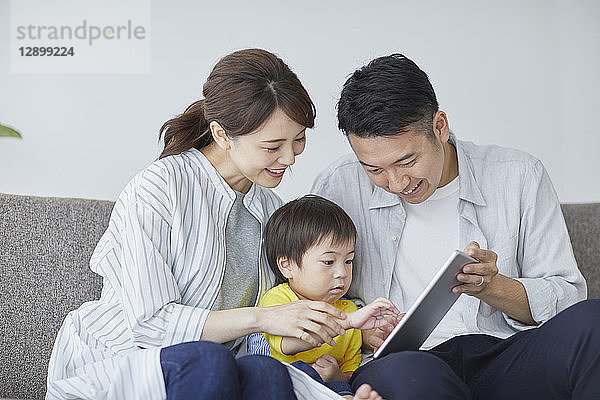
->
<box><xmin>370</xmin><ymin>298</ymin><xmax>401</xmax><ymax>315</ymax></box>
<box><xmin>371</xmin><ymin>318</ymin><xmax>396</xmax><ymax>330</ymax></box>
<box><xmin>367</xmin><ymin>304</ymin><xmax>400</xmax><ymax>320</ymax></box>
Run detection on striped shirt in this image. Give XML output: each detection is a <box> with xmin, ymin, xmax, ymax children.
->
<box><xmin>46</xmin><ymin>148</ymin><xmax>344</xmax><ymax>400</ymax></box>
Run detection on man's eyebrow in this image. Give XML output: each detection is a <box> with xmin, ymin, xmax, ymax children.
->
<box><xmin>358</xmin><ymin>153</ymin><xmax>415</xmax><ymax>168</ymax></box>
<box><xmin>260</xmin><ymin>129</ymin><xmax>306</xmax><ymax>143</ymax></box>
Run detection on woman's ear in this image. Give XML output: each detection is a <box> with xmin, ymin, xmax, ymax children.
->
<box><xmin>210</xmin><ymin>121</ymin><xmax>231</xmax><ymax>150</ymax></box>
<box><xmin>277</xmin><ymin>256</ymin><xmax>294</xmax><ymax>279</ymax></box>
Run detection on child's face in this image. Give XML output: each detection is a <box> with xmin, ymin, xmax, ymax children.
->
<box><xmin>283</xmin><ymin>236</ymin><xmax>354</xmax><ymax>303</ymax></box>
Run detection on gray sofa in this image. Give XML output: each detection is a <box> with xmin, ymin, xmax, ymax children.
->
<box><xmin>1</xmin><ymin>192</ymin><xmax>599</xmax><ymax>400</ymax></box>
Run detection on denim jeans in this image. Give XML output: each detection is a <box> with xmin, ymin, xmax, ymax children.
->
<box><xmin>292</xmin><ymin>361</ymin><xmax>353</xmax><ymax>396</ymax></box>
<box><xmin>160</xmin><ymin>341</ymin><xmax>297</xmax><ymax>400</ymax></box>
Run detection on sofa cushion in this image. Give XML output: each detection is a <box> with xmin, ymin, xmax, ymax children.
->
<box><xmin>561</xmin><ymin>203</ymin><xmax>600</xmax><ymax>299</ymax></box>
<box><xmin>0</xmin><ymin>194</ymin><xmax>597</xmax><ymax>400</ymax></box>
<box><xmin>0</xmin><ymin>194</ymin><xmax>112</xmax><ymax>400</ymax></box>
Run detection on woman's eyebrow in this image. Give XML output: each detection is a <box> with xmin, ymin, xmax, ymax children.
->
<box><xmin>260</xmin><ymin>129</ymin><xmax>306</xmax><ymax>143</ymax></box>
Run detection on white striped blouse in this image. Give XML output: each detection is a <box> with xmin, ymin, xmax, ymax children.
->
<box><xmin>46</xmin><ymin>148</ymin><xmax>343</xmax><ymax>400</ymax></box>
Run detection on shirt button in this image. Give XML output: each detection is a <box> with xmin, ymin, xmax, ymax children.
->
<box><xmin>381</xmin><ymin>280</ymin><xmax>386</xmax><ymax>286</ymax></box>
<box><xmin>397</xmin><ymin>209</ymin><xmax>403</xmax><ymax>214</ymax></box>
<box><xmin>391</xmin><ymin>235</ymin><xmax>397</xmax><ymax>241</ymax></box>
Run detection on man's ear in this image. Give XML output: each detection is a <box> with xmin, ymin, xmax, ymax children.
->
<box><xmin>277</xmin><ymin>256</ymin><xmax>294</xmax><ymax>279</ymax></box>
<box><xmin>210</xmin><ymin>121</ymin><xmax>231</xmax><ymax>150</ymax></box>
<box><xmin>432</xmin><ymin>110</ymin><xmax>450</xmax><ymax>143</ymax></box>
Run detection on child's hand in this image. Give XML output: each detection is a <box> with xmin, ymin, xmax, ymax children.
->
<box><xmin>346</xmin><ymin>297</ymin><xmax>401</xmax><ymax>330</ymax></box>
<box><xmin>311</xmin><ymin>354</ymin><xmax>345</xmax><ymax>382</ymax></box>
<box><xmin>362</xmin><ymin>316</ymin><xmax>399</xmax><ymax>351</ymax></box>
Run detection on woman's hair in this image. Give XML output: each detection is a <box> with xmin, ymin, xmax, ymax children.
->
<box><xmin>337</xmin><ymin>53</ymin><xmax>438</xmax><ymax>139</ymax></box>
<box><xmin>264</xmin><ymin>195</ymin><xmax>357</xmax><ymax>285</ymax></box>
<box><xmin>159</xmin><ymin>49</ymin><xmax>316</xmax><ymax>159</ymax></box>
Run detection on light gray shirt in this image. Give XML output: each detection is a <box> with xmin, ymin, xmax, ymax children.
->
<box><xmin>214</xmin><ymin>190</ymin><xmax>260</xmax><ymax>351</ymax></box>
<box><xmin>312</xmin><ymin>134</ymin><xmax>586</xmax><ymax>339</ymax></box>
<box><xmin>214</xmin><ymin>191</ymin><xmax>260</xmax><ymax>313</ymax></box>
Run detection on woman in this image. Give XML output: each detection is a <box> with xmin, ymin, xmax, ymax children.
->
<box><xmin>46</xmin><ymin>49</ymin><xmax>354</xmax><ymax>400</ymax></box>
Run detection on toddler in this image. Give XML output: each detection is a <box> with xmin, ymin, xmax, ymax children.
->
<box><xmin>253</xmin><ymin>195</ymin><xmax>400</xmax><ymax>399</ymax></box>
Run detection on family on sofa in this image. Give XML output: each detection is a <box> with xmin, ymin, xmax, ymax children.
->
<box><xmin>45</xmin><ymin>49</ymin><xmax>600</xmax><ymax>400</ymax></box>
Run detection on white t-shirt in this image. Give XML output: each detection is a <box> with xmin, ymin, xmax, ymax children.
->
<box><xmin>390</xmin><ymin>176</ymin><xmax>471</xmax><ymax>349</ymax></box>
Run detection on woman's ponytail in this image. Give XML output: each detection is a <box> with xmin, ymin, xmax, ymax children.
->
<box><xmin>158</xmin><ymin>100</ymin><xmax>212</xmax><ymax>160</ymax></box>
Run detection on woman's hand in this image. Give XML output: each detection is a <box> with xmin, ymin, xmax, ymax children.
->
<box><xmin>259</xmin><ymin>300</ymin><xmax>347</xmax><ymax>348</ymax></box>
<box><xmin>344</xmin><ymin>297</ymin><xmax>401</xmax><ymax>330</ymax></box>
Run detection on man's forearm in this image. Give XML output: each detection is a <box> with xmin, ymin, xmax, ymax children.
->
<box><xmin>478</xmin><ymin>274</ymin><xmax>537</xmax><ymax>325</ymax></box>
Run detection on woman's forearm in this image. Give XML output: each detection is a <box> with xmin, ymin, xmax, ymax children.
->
<box><xmin>201</xmin><ymin>307</ymin><xmax>262</xmax><ymax>343</ymax></box>
<box><xmin>201</xmin><ymin>301</ymin><xmax>347</xmax><ymax>347</ymax></box>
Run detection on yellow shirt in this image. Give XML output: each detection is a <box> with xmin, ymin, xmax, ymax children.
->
<box><xmin>259</xmin><ymin>283</ymin><xmax>362</xmax><ymax>373</ymax></box>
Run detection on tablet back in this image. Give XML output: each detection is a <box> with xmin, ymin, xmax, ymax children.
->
<box><xmin>374</xmin><ymin>250</ymin><xmax>478</xmax><ymax>359</ymax></box>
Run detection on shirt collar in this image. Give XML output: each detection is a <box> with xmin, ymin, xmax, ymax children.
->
<box><xmin>187</xmin><ymin>148</ymin><xmax>259</xmax><ymax>205</ymax></box>
<box><xmin>369</xmin><ymin>185</ymin><xmax>401</xmax><ymax>210</ymax></box>
<box><xmin>451</xmin><ymin>133</ymin><xmax>486</xmax><ymax>206</ymax></box>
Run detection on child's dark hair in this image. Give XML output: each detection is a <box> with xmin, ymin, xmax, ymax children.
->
<box><xmin>264</xmin><ymin>195</ymin><xmax>357</xmax><ymax>285</ymax></box>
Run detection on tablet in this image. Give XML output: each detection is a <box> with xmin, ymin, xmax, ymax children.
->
<box><xmin>373</xmin><ymin>250</ymin><xmax>478</xmax><ymax>359</ymax></box>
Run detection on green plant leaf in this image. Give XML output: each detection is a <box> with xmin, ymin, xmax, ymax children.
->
<box><xmin>0</xmin><ymin>124</ymin><xmax>22</xmax><ymax>138</ymax></box>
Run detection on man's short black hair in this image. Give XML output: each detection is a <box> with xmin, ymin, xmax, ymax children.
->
<box><xmin>264</xmin><ymin>195</ymin><xmax>357</xmax><ymax>285</ymax></box>
<box><xmin>337</xmin><ymin>53</ymin><xmax>439</xmax><ymax>138</ymax></box>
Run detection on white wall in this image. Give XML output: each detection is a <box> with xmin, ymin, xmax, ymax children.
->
<box><xmin>2</xmin><ymin>0</ymin><xmax>599</xmax><ymax>203</ymax></box>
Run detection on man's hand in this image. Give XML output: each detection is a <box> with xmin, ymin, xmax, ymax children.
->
<box><xmin>453</xmin><ymin>241</ymin><xmax>499</xmax><ymax>296</ymax></box>
<box><xmin>345</xmin><ymin>297</ymin><xmax>401</xmax><ymax>330</ymax></box>
<box><xmin>312</xmin><ymin>354</ymin><xmax>345</xmax><ymax>382</ymax></box>
<box><xmin>453</xmin><ymin>241</ymin><xmax>536</xmax><ymax>325</ymax></box>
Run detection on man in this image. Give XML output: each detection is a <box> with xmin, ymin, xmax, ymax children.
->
<box><xmin>312</xmin><ymin>54</ymin><xmax>598</xmax><ymax>399</ymax></box>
